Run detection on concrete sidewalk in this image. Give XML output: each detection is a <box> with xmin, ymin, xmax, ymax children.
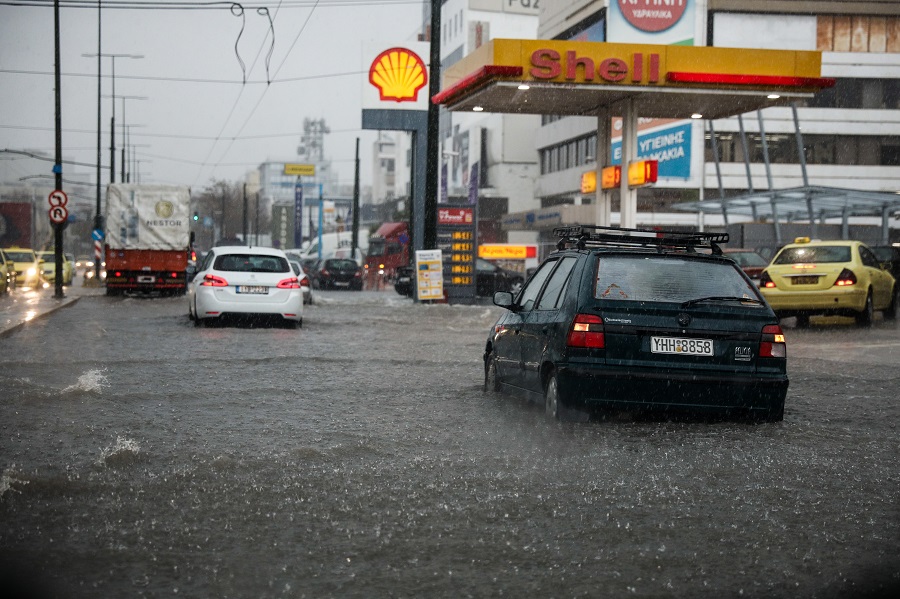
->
<box><xmin>0</xmin><ymin>282</ymin><xmax>105</xmax><ymax>339</ymax></box>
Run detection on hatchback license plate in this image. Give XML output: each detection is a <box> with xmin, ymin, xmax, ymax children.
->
<box><xmin>651</xmin><ymin>337</ymin><xmax>713</xmax><ymax>356</ymax></box>
<box><xmin>236</xmin><ymin>285</ymin><xmax>267</xmax><ymax>294</ymax></box>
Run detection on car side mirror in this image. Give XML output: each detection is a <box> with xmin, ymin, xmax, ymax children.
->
<box><xmin>493</xmin><ymin>291</ymin><xmax>515</xmax><ymax>310</ymax></box>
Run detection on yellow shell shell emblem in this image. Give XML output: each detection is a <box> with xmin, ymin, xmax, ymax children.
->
<box><xmin>369</xmin><ymin>47</ymin><xmax>427</xmax><ymax>103</ymax></box>
<box><xmin>155</xmin><ymin>200</ymin><xmax>174</xmax><ymax>219</ymax></box>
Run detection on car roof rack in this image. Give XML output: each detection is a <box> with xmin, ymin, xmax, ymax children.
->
<box><xmin>553</xmin><ymin>225</ymin><xmax>729</xmax><ymax>255</ymax></box>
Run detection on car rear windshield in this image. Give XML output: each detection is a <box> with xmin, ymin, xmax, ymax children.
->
<box><xmin>326</xmin><ymin>259</ymin><xmax>357</xmax><ymax>269</ymax></box>
<box><xmin>214</xmin><ymin>254</ymin><xmax>289</xmax><ymax>273</ymax></box>
<box><xmin>774</xmin><ymin>246</ymin><xmax>851</xmax><ymax>264</ymax></box>
<box><xmin>595</xmin><ymin>255</ymin><xmax>758</xmax><ymax>303</ymax></box>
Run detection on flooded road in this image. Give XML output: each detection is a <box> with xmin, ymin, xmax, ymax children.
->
<box><xmin>1</xmin><ymin>291</ymin><xmax>898</xmax><ymax>598</ymax></box>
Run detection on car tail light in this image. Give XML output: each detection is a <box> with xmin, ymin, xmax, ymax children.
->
<box><xmin>277</xmin><ymin>277</ymin><xmax>301</xmax><ymax>289</ymax></box>
<box><xmin>567</xmin><ymin>314</ymin><xmax>605</xmax><ymax>349</ymax></box>
<box><xmin>298</xmin><ymin>275</ymin><xmax>310</xmax><ymax>287</ymax></box>
<box><xmin>321</xmin><ymin>269</ymin><xmax>330</xmax><ymax>277</ymax></box>
<box><xmin>834</xmin><ymin>268</ymin><xmax>857</xmax><ymax>287</ymax></box>
<box><xmin>354</xmin><ymin>270</ymin><xmax>362</xmax><ymax>278</ymax></box>
<box><xmin>759</xmin><ymin>324</ymin><xmax>786</xmax><ymax>358</ymax></box>
<box><xmin>759</xmin><ymin>271</ymin><xmax>776</xmax><ymax>289</ymax></box>
<box><xmin>200</xmin><ymin>274</ymin><xmax>228</xmax><ymax>287</ymax></box>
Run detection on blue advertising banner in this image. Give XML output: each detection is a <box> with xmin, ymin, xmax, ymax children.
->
<box><xmin>611</xmin><ymin>122</ymin><xmax>692</xmax><ymax>179</ymax></box>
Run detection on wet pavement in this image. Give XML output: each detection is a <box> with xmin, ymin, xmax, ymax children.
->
<box><xmin>0</xmin><ymin>281</ymin><xmax>105</xmax><ymax>338</ymax></box>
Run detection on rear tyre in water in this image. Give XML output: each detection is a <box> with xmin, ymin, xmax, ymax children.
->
<box><xmin>544</xmin><ymin>373</ymin><xmax>589</xmax><ymax>422</ymax></box>
<box><xmin>855</xmin><ymin>291</ymin><xmax>874</xmax><ymax>327</ymax></box>
<box><xmin>884</xmin><ymin>285</ymin><xmax>900</xmax><ymax>320</ymax></box>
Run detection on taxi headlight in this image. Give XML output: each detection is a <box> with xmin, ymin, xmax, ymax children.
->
<box><xmin>26</xmin><ymin>267</ymin><xmax>36</xmax><ymax>276</ymax></box>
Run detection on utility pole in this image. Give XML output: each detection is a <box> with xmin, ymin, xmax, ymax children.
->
<box><xmin>424</xmin><ymin>0</ymin><xmax>442</xmax><ymax>250</ymax></box>
<box><xmin>352</xmin><ymin>137</ymin><xmax>360</xmax><ymax>255</ymax></box>
<box><xmin>52</xmin><ymin>0</ymin><xmax>66</xmax><ymax>299</ymax></box>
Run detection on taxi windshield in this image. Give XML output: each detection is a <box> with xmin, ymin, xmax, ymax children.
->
<box><xmin>5</xmin><ymin>251</ymin><xmax>36</xmax><ymax>262</ymax></box>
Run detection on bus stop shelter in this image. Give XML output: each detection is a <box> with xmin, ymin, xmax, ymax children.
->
<box><xmin>432</xmin><ymin>39</ymin><xmax>836</xmax><ymax>230</ymax></box>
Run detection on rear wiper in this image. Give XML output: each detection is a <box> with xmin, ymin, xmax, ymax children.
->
<box><xmin>680</xmin><ymin>296</ymin><xmax>763</xmax><ymax>308</ymax></box>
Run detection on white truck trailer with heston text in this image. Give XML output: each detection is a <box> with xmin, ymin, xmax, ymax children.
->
<box><xmin>104</xmin><ymin>184</ymin><xmax>192</xmax><ymax>296</ymax></box>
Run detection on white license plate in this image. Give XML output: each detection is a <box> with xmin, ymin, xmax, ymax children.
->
<box><xmin>335</xmin><ymin>281</ymin><xmax>350</xmax><ymax>287</ymax></box>
<box><xmin>651</xmin><ymin>337</ymin><xmax>713</xmax><ymax>356</ymax></box>
<box><xmin>236</xmin><ymin>285</ymin><xmax>267</xmax><ymax>294</ymax></box>
<box><xmin>137</xmin><ymin>275</ymin><xmax>156</xmax><ymax>283</ymax></box>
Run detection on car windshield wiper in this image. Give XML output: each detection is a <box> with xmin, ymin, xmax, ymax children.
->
<box><xmin>680</xmin><ymin>296</ymin><xmax>763</xmax><ymax>308</ymax></box>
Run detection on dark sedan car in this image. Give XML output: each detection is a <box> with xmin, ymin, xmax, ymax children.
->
<box><xmin>872</xmin><ymin>245</ymin><xmax>900</xmax><ymax>281</ymax></box>
<box><xmin>483</xmin><ymin>225</ymin><xmax>788</xmax><ymax>422</ymax></box>
<box><xmin>311</xmin><ymin>258</ymin><xmax>363</xmax><ymax>291</ymax></box>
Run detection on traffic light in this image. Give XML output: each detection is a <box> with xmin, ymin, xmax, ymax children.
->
<box><xmin>192</xmin><ymin>211</ymin><xmax>199</xmax><ymax>222</ymax></box>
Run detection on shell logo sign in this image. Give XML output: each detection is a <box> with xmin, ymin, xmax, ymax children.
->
<box><xmin>368</xmin><ymin>47</ymin><xmax>427</xmax><ymax>103</ymax></box>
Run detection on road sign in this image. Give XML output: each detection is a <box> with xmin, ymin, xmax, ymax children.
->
<box><xmin>91</xmin><ymin>228</ymin><xmax>104</xmax><ymax>241</ymax></box>
<box><xmin>49</xmin><ymin>205</ymin><xmax>68</xmax><ymax>224</ymax></box>
<box><xmin>48</xmin><ymin>189</ymin><xmax>68</xmax><ymax>207</ymax></box>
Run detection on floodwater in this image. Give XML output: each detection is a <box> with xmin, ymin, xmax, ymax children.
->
<box><xmin>1</xmin><ymin>291</ymin><xmax>898</xmax><ymax>598</ymax></box>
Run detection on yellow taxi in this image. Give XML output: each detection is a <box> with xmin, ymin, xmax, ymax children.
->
<box><xmin>0</xmin><ymin>249</ymin><xmax>16</xmax><ymax>290</ymax></box>
<box><xmin>37</xmin><ymin>251</ymin><xmax>75</xmax><ymax>285</ymax></box>
<box><xmin>1</xmin><ymin>247</ymin><xmax>44</xmax><ymax>288</ymax></box>
<box><xmin>759</xmin><ymin>238</ymin><xmax>898</xmax><ymax>327</ymax></box>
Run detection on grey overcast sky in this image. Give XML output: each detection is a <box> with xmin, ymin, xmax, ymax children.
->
<box><xmin>0</xmin><ymin>0</ymin><xmax>423</xmax><ymax>190</ymax></box>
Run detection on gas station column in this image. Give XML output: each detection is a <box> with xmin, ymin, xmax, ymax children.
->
<box><xmin>594</xmin><ymin>108</ymin><xmax>612</xmax><ymax>227</ymax></box>
<box><xmin>619</xmin><ymin>98</ymin><xmax>638</xmax><ymax>229</ymax></box>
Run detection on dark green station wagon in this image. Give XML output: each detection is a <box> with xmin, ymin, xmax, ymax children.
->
<box><xmin>483</xmin><ymin>225</ymin><xmax>789</xmax><ymax>422</ymax></box>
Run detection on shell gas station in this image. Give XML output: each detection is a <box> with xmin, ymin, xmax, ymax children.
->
<box><xmin>432</xmin><ymin>38</ymin><xmax>835</xmax><ymax>231</ymax></box>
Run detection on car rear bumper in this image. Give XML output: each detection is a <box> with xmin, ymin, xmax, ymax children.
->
<box><xmin>761</xmin><ymin>286</ymin><xmax>866</xmax><ymax>314</ymax></box>
<box><xmin>196</xmin><ymin>288</ymin><xmax>303</xmax><ymax>320</ymax></box>
<box><xmin>557</xmin><ymin>364</ymin><xmax>788</xmax><ymax>415</ymax></box>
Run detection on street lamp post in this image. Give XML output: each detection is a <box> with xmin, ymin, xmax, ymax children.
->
<box><xmin>103</xmin><ymin>95</ymin><xmax>147</xmax><ymax>182</ymax></box>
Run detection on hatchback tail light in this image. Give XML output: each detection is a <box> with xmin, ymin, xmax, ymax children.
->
<box><xmin>834</xmin><ymin>268</ymin><xmax>857</xmax><ymax>287</ymax></box>
<box><xmin>298</xmin><ymin>275</ymin><xmax>310</xmax><ymax>287</ymax></box>
<box><xmin>277</xmin><ymin>277</ymin><xmax>301</xmax><ymax>289</ymax></box>
<box><xmin>201</xmin><ymin>274</ymin><xmax>228</xmax><ymax>287</ymax></box>
<box><xmin>759</xmin><ymin>271</ymin><xmax>775</xmax><ymax>289</ymax></box>
<box><xmin>759</xmin><ymin>324</ymin><xmax>786</xmax><ymax>358</ymax></box>
<box><xmin>567</xmin><ymin>314</ymin><xmax>605</xmax><ymax>349</ymax></box>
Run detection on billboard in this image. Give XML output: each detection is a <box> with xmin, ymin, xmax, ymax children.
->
<box><xmin>0</xmin><ymin>202</ymin><xmax>32</xmax><ymax>247</ymax></box>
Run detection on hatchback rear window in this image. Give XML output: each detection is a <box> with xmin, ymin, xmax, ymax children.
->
<box><xmin>325</xmin><ymin>259</ymin><xmax>357</xmax><ymax>269</ymax></box>
<box><xmin>214</xmin><ymin>254</ymin><xmax>289</xmax><ymax>273</ymax></box>
<box><xmin>774</xmin><ymin>246</ymin><xmax>850</xmax><ymax>264</ymax></box>
<box><xmin>595</xmin><ymin>255</ymin><xmax>757</xmax><ymax>303</ymax></box>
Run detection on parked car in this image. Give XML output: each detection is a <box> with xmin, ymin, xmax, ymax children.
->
<box><xmin>483</xmin><ymin>225</ymin><xmax>788</xmax><ymax>422</ymax></box>
<box><xmin>311</xmin><ymin>258</ymin><xmax>363</xmax><ymax>291</ymax></box>
<box><xmin>759</xmin><ymin>237</ymin><xmax>898</xmax><ymax>327</ymax></box>
<box><xmin>0</xmin><ymin>252</ymin><xmax>8</xmax><ymax>294</ymax></box>
<box><xmin>289</xmin><ymin>260</ymin><xmax>314</xmax><ymax>305</ymax></box>
<box><xmin>2</xmin><ymin>247</ymin><xmax>43</xmax><ymax>288</ymax></box>
<box><xmin>476</xmin><ymin>258</ymin><xmax>524</xmax><ymax>298</ymax></box>
<box><xmin>188</xmin><ymin>246</ymin><xmax>303</xmax><ymax>328</ymax></box>
<box><xmin>871</xmin><ymin>244</ymin><xmax>900</xmax><ymax>282</ymax></box>
<box><xmin>723</xmin><ymin>248</ymin><xmax>769</xmax><ymax>283</ymax></box>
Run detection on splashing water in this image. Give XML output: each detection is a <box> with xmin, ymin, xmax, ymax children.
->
<box><xmin>0</xmin><ymin>464</ymin><xmax>28</xmax><ymax>498</ymax></box>
<box><xmin>63</xmin><ymin>369</ymin><xmax>109</xmax><ymax>394</ymax></box>
<box><xmin>99</xmin><ymin>436</ymin><xmax>142</xmax><ymax>467</ymax></box>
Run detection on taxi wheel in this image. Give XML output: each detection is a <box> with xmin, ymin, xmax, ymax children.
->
<box><xmin>483</xmin><ymin>354</ymin><xmax>500</xmax><ymax>394</ymax></box>
<box><xmin>855</xmin><ymin>291</ymin><xmax>874</xmax><ymax>327</ymax></box>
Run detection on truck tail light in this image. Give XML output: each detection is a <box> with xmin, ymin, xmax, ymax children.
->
<box><xmin>567</xmin><ymin>314</ymin><xmax>605</xmax><ymax>349</ymax></box>
<box><xmin>201</xmin><ymin>274</ymin><xmax>228</xmax><ymax>287</ymax></box>
<box><xmin>277</xmin><ymin>277</ymin><xmax>301</xmax><ymax>289</ymax></box>
<box><xmin>759</xmin><ymin>324</ymin><xmax>786</xmax><ymax>358</ymax></box>
<box><xmin>834</xmin><ymin>268</ymin><xmax>857</xmax><ymax>287</ymax></box>
<box><xmin>759</xmin><ymin>271</ymin><xmax>776</xmax><ymax>288</ymax></box>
